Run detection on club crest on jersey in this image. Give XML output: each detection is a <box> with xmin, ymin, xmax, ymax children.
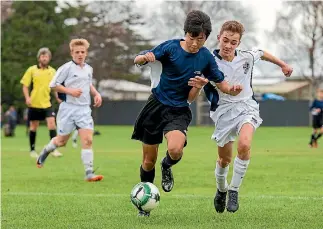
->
<box><xmin>194</xmin><ymin>71</ymin><xmax>202</xmax><ymax>76</ymax></box>
<box><xmin>243</xmin><ymin>62</ymin><xmax>250</xmax><ymax>74</ymax></box>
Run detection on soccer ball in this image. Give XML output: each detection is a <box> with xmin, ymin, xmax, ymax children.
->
<box><xmin>130</xmin><ymin>182</ymin><xmax>160</xmax><ymax>212</ymax></box>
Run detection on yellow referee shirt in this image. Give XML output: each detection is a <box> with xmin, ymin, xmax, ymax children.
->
<box><xmin>20</xmin><ymin>65</ymin><xmax>56</xmax><ymax>109</ymax></box>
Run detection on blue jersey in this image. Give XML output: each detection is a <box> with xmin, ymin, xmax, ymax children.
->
<box><xmin>139</xmin><ymin>39</ymin><xmax>224</xmax><ymax>107</ymax></box>
<box><xmin>310</xmin><ymin>99</ymin><xmax>323</xmax><ymax>118</ymax></box>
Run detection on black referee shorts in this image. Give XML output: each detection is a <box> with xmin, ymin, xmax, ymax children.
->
<box><xmin>28</xmin><ymin>107</ymin><xmax>56</xmax><ymax>121</ymax></box>
<box><xmin>131</xmin><ymin>94</ymin><xmax>192</xmax><ymax>145</ymax></box>
<box><xmin>312</xmin><ymin>116</ymin><xmax>323</xmax><ymax>129</ymax></box>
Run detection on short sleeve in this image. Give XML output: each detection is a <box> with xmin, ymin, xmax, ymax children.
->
<box><xmin>202</xmin><ymin>54</ymin><xmax>224</xmax><ymax>84</ymax></box>
<box><xmin>249</xmin><ymin>48</ymin><xmax>264</xmax><ymax>63</ymax></box>
<box><xmin>20</xmin><ymin>67</ymin><xmax>33</xmax><ymax>87</ymax></box>
<box><xmin>49</xmin><ymin>64</ymin><xmax>70</xmax><ymax>88</ymax></box>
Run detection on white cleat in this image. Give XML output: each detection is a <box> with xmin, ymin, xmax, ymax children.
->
<box><xmin>30</xmin><ymin>150</ymin><xmax>38</xmax><ymax>158</ymax></box>
<box><xmin>52</xmin><ymin>150</ymin><xmax>63</xmax><ymax>157</ymax></box>
<box><xmin>72</xmin><ymin>141</ymin><xmax>78</xmax><ymax>148</ymax></box>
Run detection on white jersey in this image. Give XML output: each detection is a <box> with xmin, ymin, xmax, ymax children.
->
<box><xmin>49</xmin><ymin>61</ymin><xmax>93</xmax><ymax>106</ymax></box>
<box><xmin>213</xmin><ymin>49</ymin><xmax>264</xmax><ymax>105</ymax></box>
<box><xmin>143</xmin><ymin>61</ymin><xmax>162</xmax><ymax>89</ymax></box>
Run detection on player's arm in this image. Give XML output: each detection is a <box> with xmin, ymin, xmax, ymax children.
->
<box><xmin>53</xmin><ymin>91</ymin><xmax>62</xmax><ymax>104</ymax></box>
<box><xmin>204</xmin><ymin>56</ymin><xmax>242</xmax><ymax>96</ymax></box>
<box><xmin>260</xmin><ymin>50</ymin><xmax>293</xmax><ymax>77</ymax></box>
<box><xmin>134</xmin><ymin>41</ymin><xmax>170</xmax><ymax>65</ymax></box>
<box><xmin>187</xmin><ymin>76</ymin><xmax>209</xmax><ymax>103</ymax></box>
<box><xmin>20</xmin><ymin>67</ymin><xmax>33</xmax><ymax>106</ymax></box>
<box><xmin>90</xmin><ymin>84</ymin><xmax>102</xmax><ymax>107</ymax></box>
<box><xmin>49</xmin><ymin>65</ymin><xmax>82</xmax><ymax>98</ymax></box>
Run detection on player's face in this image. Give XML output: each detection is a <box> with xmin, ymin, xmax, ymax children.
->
<box><xmin>218</xmin><ymin>31</ymin><xmax>241</xmax><ymax>59</ymax></box>
<box><xmin>317</xmin><ymin>90</ymin><xmax>323</xmax><ymax>99</ymax></box>
<box><xmin>185</xmin><ymin>32</ymin><xmax>206</xmax><ymax>53</ymax></box>
<box><xmin>38</xmin><ymin>54</ymin><xmax>50</xmax><ymax>67</ymax></box>
<box><xmin>71</xmin><ymin>45</ymin><xmax>87</xmax><ymax>65</ymax></box>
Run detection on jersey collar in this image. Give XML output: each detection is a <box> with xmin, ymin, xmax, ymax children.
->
<box><xmin>213</xmin><ymin>49</ymin><xmax>237</xmax><ymax>60</ymax></box>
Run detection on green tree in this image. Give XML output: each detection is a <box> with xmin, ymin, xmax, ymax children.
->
<box><xmin>1</xmin><ymin>1</ymin><xmax>73</xmax><ymax>107</ymax></box>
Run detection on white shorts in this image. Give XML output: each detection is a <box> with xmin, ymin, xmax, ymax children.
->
<box><xmin>57</xmin><ymin>102</ymin><xmax>94</xmax><ymax>136</ymax></box>
<box><xmin>210</xmin><ymin>100</ymin><xmax>262</xmax><ymax>147</ymax></box>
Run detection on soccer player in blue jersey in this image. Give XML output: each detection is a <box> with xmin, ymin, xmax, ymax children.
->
<box><xmin>132</xmin><ymin>10</ymin><xmax>242</xmax><ymax>217</ymax></box>
<box><xmin>309</xmin><ymin>88</ymin><xmax>323</xmax><ymax>148</ymax></box>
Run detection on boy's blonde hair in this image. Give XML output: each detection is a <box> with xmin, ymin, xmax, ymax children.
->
<box><xmin>220</xmin><ymin>21</ymin><xmax>245</xmax><ymax>40</ymax></box>
<box><xmin>69</xmin><ymin>38</ymin><xmax>90</xmax><ymax>51</ymax></box>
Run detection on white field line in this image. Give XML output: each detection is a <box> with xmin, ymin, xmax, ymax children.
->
<box><xmin>2</xmin><ymin>192</ymin><xmax>323</xmax><ymax>201</ymax></box>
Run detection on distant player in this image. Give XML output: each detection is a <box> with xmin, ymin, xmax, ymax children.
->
<box><xmin>309</xmin><ymin>88</ymin><xmax>323</xmax><ymax>148</ymax></box>
<box><xmin>202</xmin><ymin>21</ymin><xmax>293</xmax><ymax>213</ymax></box>
<box><xmin>36</xmin><ymin>39</ymin><xmax>103</xmax><ymax>182</ymax></box>
<box><xmin>20</xmin><ymin>47</ymin><xmax>62</xmax><ymax>158</ymax></box>
<box><xmin>71</xmin><ymin>129</ymin><xmax>78</xmax><ymax>148</ymax></box>
<box><xmin>132</xmin><ymin>11</ymin><xmax>242</xmax><ymax>217</ymax></box>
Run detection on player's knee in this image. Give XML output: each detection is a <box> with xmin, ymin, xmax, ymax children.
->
<box><xmin>54</xmin><ymin>137</ymin><xmax>67</xmax><ymax>147</ymax></box>
<box><xmin>143</xmin><ymin>158</ymin><xmax>156</xmax><ymax>170</ymax></box>
<box><xmin>238</xmin><ymin>141</ymin><xmax>251</xmax><ymax>154</ymax></box>
<box><xmin>167</xmin><ymin>145</ymin><xmax>183</xmax><ymax>160</ymax></box>
<box><xmin>218</xmin><ymin>157</ymin><xmax>231</xmax><ymax>167</ymax></box>
<box><xmin>83</xmin><ymin>137</ymin><xmax>93</xmax><ymax>147</ymax></box>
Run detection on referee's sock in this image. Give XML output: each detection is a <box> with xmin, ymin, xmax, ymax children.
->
<box><xmin>315</xmin><ymin>133</ymin><xmax>322</xmax><ymax>140</ymax></box>
<box><xmin>29</xmin><ymin>131</ymin><xmax>36</xmax><ymax>151</ymax></box>
<box><xmin>49</xmin><ymin>129</ymin><xmax>57</xmax><ymax>139</ymax></box>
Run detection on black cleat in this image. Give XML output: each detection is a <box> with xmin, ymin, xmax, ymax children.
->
<box><xmin>138</xmin><ymin>210</ymin><xmax>150</xmax><ymax>217</ymax></box>
<box><xmin>161</xmin><ymin>163</ymin><xmax>174</xmax><ymax>192</ymax></box>
<box><xmin>214</xmin><ymin>189</ymin><xmax>227</xmax><ymax>213</ymax></box>
<box><xmin>227</xmin><ymin>190</ymin><xmax>239</xmax><ymax>213</ymax></box>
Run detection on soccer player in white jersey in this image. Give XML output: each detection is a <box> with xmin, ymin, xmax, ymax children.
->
<box><xmin>200</xmin><ymin>21</ymin><xmax>293</xmax><ymax>213</ymax></box>
<box><xmin>36</xmin><ymin>39</ymin><xmax>103</xmax><ymax>182</ymax></box>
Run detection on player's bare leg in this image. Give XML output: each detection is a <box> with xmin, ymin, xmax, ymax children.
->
<box><xmin>79</xmin><ymin>129</ymin><xmax>103</xmax><ymax>182</ymax></box>
<box><xmin>36</xmin><ymin>135</ymin><xmax>69</xmax><ymax>167</ymax></box>
<box><xmin>227</xmin><ymin>123</ymin><xmax>254</xmax><ymax>213</ymax></box>
<box><xmin>313</xmin><ymin>127</ymin><xmax>323</xmax><ymax>148</ymax></box>
<box><xmin>214</xmin><ymin>141</ymin><xmax>233</xmax><ymax>213</ymax></box>
<box><xmin>46</xmin><ymin>116</ymin><xmax>62</xmax><ymax>157</ymax></box>
<box><xmin>29</xmin><ymin>120</ymin><xmax>39</xmax><ymax>158</ymax></box>
<box><xmin>138</xmin><ymin>143</ymin><xmax>159</xmax><ymax>217</ymax></box>
<box><xmin>161</xmin><ymin>130</ymin><xmax>185</xmax><ymax>192</ymax></box>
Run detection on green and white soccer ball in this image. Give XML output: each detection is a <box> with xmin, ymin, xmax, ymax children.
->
<box><xmin>130</xmin><ymin>182</ymin><xmax>160</xmax><ymax>212</ymax></box>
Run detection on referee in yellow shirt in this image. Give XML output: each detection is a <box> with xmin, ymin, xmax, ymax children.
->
<box><xmin>20</xmin><ymin>48</ymin><xmax>62</xmax><ymax>158</ymax></box>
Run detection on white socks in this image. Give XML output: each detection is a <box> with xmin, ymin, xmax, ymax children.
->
<box><xmin>81</xmin><ymin>149</ymin><xmax>93</xmax><ymax>174</ymax></box>
<box><xmin>229</xmin><ymin>157</ymin><xmax>250</xmax><ymax>192</ymax></box>
<box><xmin>215</xmin><ymin>157</ymin><xmax>250</xmax><ymax>192</ymax></box>
<box><xmin>45</xmin><ymin>139</ymin><xmax>57</xmax><ymax>152</ymax></box>
<box><xmin>72</xmin><ymin>130</ymin><xmax>78</xmax><ymax>141</ymax></box>
<box><xmin>215</xmin><ymin>161</ymin><xmax>229</xmax><ymax>192</ymax></box>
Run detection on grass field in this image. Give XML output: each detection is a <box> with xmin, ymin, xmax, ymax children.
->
<box><xmin>1</xmin><ymin>125</ymin><xmax>323</xmax><ymax>229</ymax></box>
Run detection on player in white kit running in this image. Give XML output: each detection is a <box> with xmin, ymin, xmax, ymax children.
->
<box><xmin>36</xmin><ymin>39</ymin><xmax>103</xmax><ymax>182</ymax></box>
<box><xmin>202</xmin><ymin>21</ymin><xmax>293</xmax><ymax>213</ymax></box>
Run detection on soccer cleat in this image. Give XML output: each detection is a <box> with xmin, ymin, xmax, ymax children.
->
<box><xmin>161</xmin><ymin>163</ymin><xmax>174</xmax><ymax>192</ymax></box>
<box><xmin>214</xmin><ymin>189</ymin><xmax>227</xmax><ymax>213</ymax></box>
<box><xmin>227</xmin><ymin>190</ymin><xmax>239</xmax><ymax>213</ymax></box>
<box><xmin>52</xmin><ymin>150</ymin><xmax>63</xmax><ymax>157</ymax></box>
<box><xmin>137</xmin><ymin>210</ymin><xmax>150</xmax><ymax>217</ymax></box>
<box><xmin>30</xmin><ymin>150</ymin><xmax>38</xmax><ymax>158</ymax></box>
<box><xmin>85</xmin><ymin>173</ymin><xmax>104</xmax><ymax>182</ymax></box>
<box><xmin>36</xmin><ymin>149</ymin><xmax>51</xmax><ymax>168</ymax></box>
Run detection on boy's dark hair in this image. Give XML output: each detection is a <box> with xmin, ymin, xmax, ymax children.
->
<box><xmin>184</xmin><ymin>10</ymin><xmax>212</xmax><ymax>39</ymax></box>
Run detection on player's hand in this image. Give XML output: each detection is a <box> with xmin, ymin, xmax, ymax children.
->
<box><xmin>142</xmin><ymin>52</ymin><xmax>156</xmax><ymax>63</ymax></box>
<box><xmin>229</xmin><ymin>85</ymin><xmax>243</xmax><ymax>96</ymax></box>
<box><xmin>93</xmin><ymin>93</ymin><xmax>102</xmax><ymax>107</ymax></box>
<box><xmin>282</xmin><ymin>64</ymin><xmax>293</xmax><ymax>77</ymax></box>
<box><xmin>69</xmin><ymin>88</ymin><xmax>82</xmax><ymax>98</ymax></box>
<box><xmin>188</xmin><ymin>76</ymin><xmax>209</xmax><ymax>89</ymax></box>
<box><xmin>25</xmin><ymin>97</ymin><xmax>32</xmax><ymax>106</ymax></box>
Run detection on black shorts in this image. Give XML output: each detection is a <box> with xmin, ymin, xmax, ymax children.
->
<box><xmin>131</xmin><ymin>94</ymin><xmax>192</xmax><ymax>145</ymax></box>
<box><xmin>312</xmin><ymin>116</ymin><xmax>323</xmax><ymax>129</ymax></box>
<box><xmin>28</xmin><ymin>107</ymin><xmax>56</xmax><ymax>121</ymax></box>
